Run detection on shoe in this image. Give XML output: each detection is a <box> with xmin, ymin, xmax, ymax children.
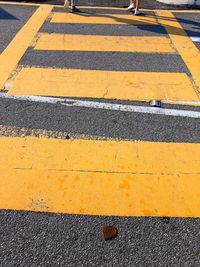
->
<box><xmin>64</xmin><ymin>0</ymin><xmax>70</xmax><ymax>8</ymax></box>
<box><xmin>127</xmin><ymin>3</ymin><xmax>134</xmax><ymax>10</ymax></box>
<box><xmin>134</xmin><ymin>10</ymin><xmax>143</xmax><ymax>16</ymax></box>
<box><xmin>71</xmin><ymin>6</ymin><xmax>81</xmax><ymax>13</ymax></box>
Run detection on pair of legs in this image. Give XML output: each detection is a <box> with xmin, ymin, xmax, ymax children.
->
<box><xmin>71</xmin><ymin>0</ymin><xmax>77</xmax><ymax>8</ymax></box>
<box><xmin>128</xmin><ymin>0</ymin><xmax>141</xmax><ymax>15</ymax></box>
<box><xmin>64</xmin><ymin>0</ymin><xmax>79</xmax><ymax>12</ymax></box>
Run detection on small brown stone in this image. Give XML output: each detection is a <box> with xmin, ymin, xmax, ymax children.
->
<box><xmin>102</xmin><ymin>225</ymin><xmax>118</xmax><ymax>241</ymax></box>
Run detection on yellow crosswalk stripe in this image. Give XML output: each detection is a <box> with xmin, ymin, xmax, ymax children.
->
<box><xmin>34</xmin><ymin>34</ymin><xmax>175</xmax><ymax>53</ymax></box>
<box><xmin>8</xmin><ymin>67</ymin><xmax>199</xmax><ymax>101</ymax></box>
<box><xmin>0</xmin><ymin>137</ymin><xmax>200</xmax><ymax>217</ymax></box>
<box><xmin>51</xmin><ymin>12</ymin><xmax>158</xmax><ymax>25</ymax></box>
<box><xmin>0</xmin><ymin>5</ymin><xmax>53</xmax><ymax>90</ymax></box>
<box><xmin>1</xmin><ymin>6</ymin><xmax>200</xmax><ymax>219</ymax></box>
<box><xmin>157</xmin><ymin>11</ymin><xmax>200</xmax><ymax>93</ymax></box>
<box><xmin>1</xmin><ymin>137</ymin><xmax>200</xmax><ymax>173</ymax></box>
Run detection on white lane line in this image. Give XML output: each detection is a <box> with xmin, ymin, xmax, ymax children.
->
<box><xmin>1</xmin><ymin>93</ymin><xmax>200</xmax><ymax>119</ymax></box>
<box><xmin>190</xmin><ymin>36</ymin><xmax>200</xmax><ymax>42</ymax></box>
<box><xmin>162</xmin><ymin>100</ymin><xmax>200</xmax><ymax>106</ymax></box>
<box><xmin>62</xmin><ymin>99</ymin><xmax>200</xmax><ymax>118</ymax></box>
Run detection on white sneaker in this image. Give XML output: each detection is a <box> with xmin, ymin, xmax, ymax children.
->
<box><xmin>127</xmin><ymin>3</ymin><xmax>134</xmax><ymax>10</ymax></box>
<box><xmin>134</xmin><ymin>10</ymin><xmax>142</xmax><ymax>15</ymax></box>
<box><xmin>64</xmin><ymin>0</ymin><xmax>70</xmax><ymax>8</ymax></box>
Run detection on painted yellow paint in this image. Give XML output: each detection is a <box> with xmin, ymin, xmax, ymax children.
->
<box><xmin>157</xmin><ymin>11</ymin><xmax>200</xmax><ymax>95</ymax></box>
<box><xmin>1</xmin><ymin>137</ymin><xmax>200</xmax><ymax>173</ymax></box>
<box><xmin>51</xmin><ymin>12</ymin><xmax>158</xmax><ymax>25</ymax></box>
<box><xmin>9</xmin><ymin>67</ymin><xmax>199</xmax><ymax>101</ymax></box>
<box><xmin>35</xmin><ymin>34</ymin><xmax>175</xmax><ymax>53</ymax></box>
<box><xmin>1</xmin><ymin>170</ymin><xmax>200</xmax><ymax>217</ymax></box>
<box><xmin>0</xmin><ymin>5</ymin><xmax>52</xmax><ymax>90</ymax></box>
<box><xmin>0</xmin><ymin>124</ymin><xmax>104</xmax><ymax>140</ymax></box>
<box><xmin>0</xmin><ymin>137</ymin><xmax>200</xmax><ymax>217</ymax></box>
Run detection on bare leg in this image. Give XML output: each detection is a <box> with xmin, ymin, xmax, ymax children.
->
<box><xmin>128</xmin><ymin>0</ymin><xmax>134</xmax><ymax>10</ymax></box>
<box><xmin>135</xmin><ymin>0</ymin><xmax>141</xmax><ymax>11</ymax></box>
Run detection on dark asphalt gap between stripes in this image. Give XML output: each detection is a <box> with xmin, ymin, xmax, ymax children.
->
<box><xmin>195</xmin><ymin>42</ymin><xmax>200</xmax><ymax>50</ymax></box>
<box><xmin>0</xmin><ymin>4</ymin><xmax>37</xmax><ymax>54</ymax></box>
<box><xmin>41</xmin><ymin>22</ymin><xmax>168</xmax><ymax>36</ymax></box>
<box><xmin>19</xmin><ymin>50</ymin><xmax>191</xmax><ymax>74</ymax></box>
<box><xmin>0</xmin><ymin>97</ymin><xmax>200</xmax><ymax>143</ymax></box>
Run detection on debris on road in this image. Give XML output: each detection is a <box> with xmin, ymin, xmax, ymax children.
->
<box><xmin>150</xmin><ymin>100</ymin><xmax>161</xmax><ymax>108</ymax></box>
<box><xmin>102</xmin><ymin>225</ymin><xmax>118</xmax><ymax>241</ymax></box>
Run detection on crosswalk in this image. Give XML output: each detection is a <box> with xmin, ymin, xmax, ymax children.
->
<box><xmin>0</xmin><ymin>4</ymin><xmax>200</xmax><ymax>217</ymax></box>
<box><xmin>9</xmin><ymin>68</ymin><xmax>198</xmax><ymax>100</ymax></box>
<box><xmin>1</xmin><ymin>137</ymin><xmax>200</xmax><ymax>216</ymax></box>
<box><xmin>6</xmin><ymin>9</ymin><xmax>200</xmax><ymax>101</ymax></box>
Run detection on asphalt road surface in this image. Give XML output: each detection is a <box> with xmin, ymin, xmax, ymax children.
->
<box><xmin>0</xmin><ymin>1</ymin><xmax>200</xmax><ymax>266</ymax></box>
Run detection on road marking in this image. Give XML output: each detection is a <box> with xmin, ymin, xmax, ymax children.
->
<box><xmin>3</xmin><ymin>137</ymin><xmax>200</xmax><ymax>174</ymax></box>
<box><xmin>1</xmin><ymin>92</ymin><xmax>200</xmax><ymax>118</ymax></box>
<box><xmin>157</xmin><ymin>11</ymin><xmax>200</xmax><ymax>95</ymax></box>
<box><xmin>1</xmin><ymin>170</ymin><xmax>200</xmax><ymax>217</ymax></box>
<box><xmin>51</xmin><ymin>12</ymin><xmax>158</xmax><ymax>25</ymax></box>
<box><xmin>162</xmin><ymin>100</ymin><xmax>200</xmax><ymax>106</ymax></box>
<box><xmin>0</xmin><ymin>137</ymin><xmax>200</xmax><ymax>216</ymax></box>
<box><xmin>35</xmin><ymin>34</ymin><xmax>175</xmax><ymax>53</ymax></box>
<box><xmin>0</xmin><ymin>5</ymin><xmax>52</xmax><ymax>90</ymax></box>
<box><xmin>8</xmin><ymin>67</ymin><xmax>198</xmax><ymax>101</ymax></box>
<box><xmin>0</xmin><ymin>124</ymin><xmax>105</xmax><ymax>140</ymax></box>
<box><xmin>190</xmin><ymin>36</ymin><xmax>200</xmax><ymax>42</ymax></box>
<box><xmin>61</xmin><ymin>100</ymin><xmax>200</xmax><ymax>118</ymax></box>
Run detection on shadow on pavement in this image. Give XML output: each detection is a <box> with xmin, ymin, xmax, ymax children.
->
<box><xmin>62</xmin><ymin>10</ymin><xmax>200</xmax><ymax>37</ymax></box>
<box><xmin>0</xmin><ymin>7</ymin><xmax>18</xmax><ymax>19</ymax></box>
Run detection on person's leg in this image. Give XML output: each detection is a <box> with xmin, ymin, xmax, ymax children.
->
<box><xmin>64</xmin><ymin>0</ymin><xmax>71</xmax><ymax>8</ymax></box>
<box><xmin>135</xmin><ymin>0</ymin><xmax>143</xmax><ymax>15</ymax></box>
<box><xmin>135</xmin><ymin>0</ymin><xmax>140</xmax><ymax>11</ymax></box>
<box><xmin>128</xmin><ymin>0</ymin><xmax>134</xmax><ymax>10</ymax></box>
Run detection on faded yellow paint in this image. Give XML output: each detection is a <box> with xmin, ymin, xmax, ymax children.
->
<box><xmin>51</xmin><ymin>12</ymin><xmax>158</xmax><ymax>25</ymax></box>
<box><xmin>1</xmin><ymin>137</ymin><xmax>200</xmax><ymax>173</ymax></box>
<box><xmin>0</xmin><ymin>124</ymin><xmax>105</xmax><ymax>140</ymax></box>
<box><xmin>157</xmin><ymin>11</ymin><xmax>200</xmax><ymax>95</ymax></box>
<box><xmin>0</xmin><ymin>137</ymin><xmax>200</xmax><ymax>216</ymax></box>
<box><xmin>1</xmin><ymin>170</ymin><xmax>200</xmax><ymax>217</ymax></box>
<box><xmin>35</xmin><ymin>34</ymin><xmax>175</xmax><ymax>53</ymax></box>
<box><xmin>0</xmin><ymin>5</ymin><xmax>52</xmax><ymax>90</ymax></box>
<box><xmin>9</xmin><ymin>67</ymin><xmax>199</xmax><ymax>101</ymax></box>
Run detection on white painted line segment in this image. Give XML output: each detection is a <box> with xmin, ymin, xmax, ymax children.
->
<box><xmin>0</xmin><ymin>93</ymin><xmax>200</xmax><ymax>119</ymax></box>
<box><xmin>162</xmin><ymin>100</ymin><xmax>200</xmax><ymax>106</ymax></box>
<box><xmin>62</xmin><ymin>99</ymin><xmax>200</xmax><ymax>118</ymax></box>
<box><xmin>190</xmin><ymin>36</ymin><xmax>200</xmax><ymax>42</ymax></box>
